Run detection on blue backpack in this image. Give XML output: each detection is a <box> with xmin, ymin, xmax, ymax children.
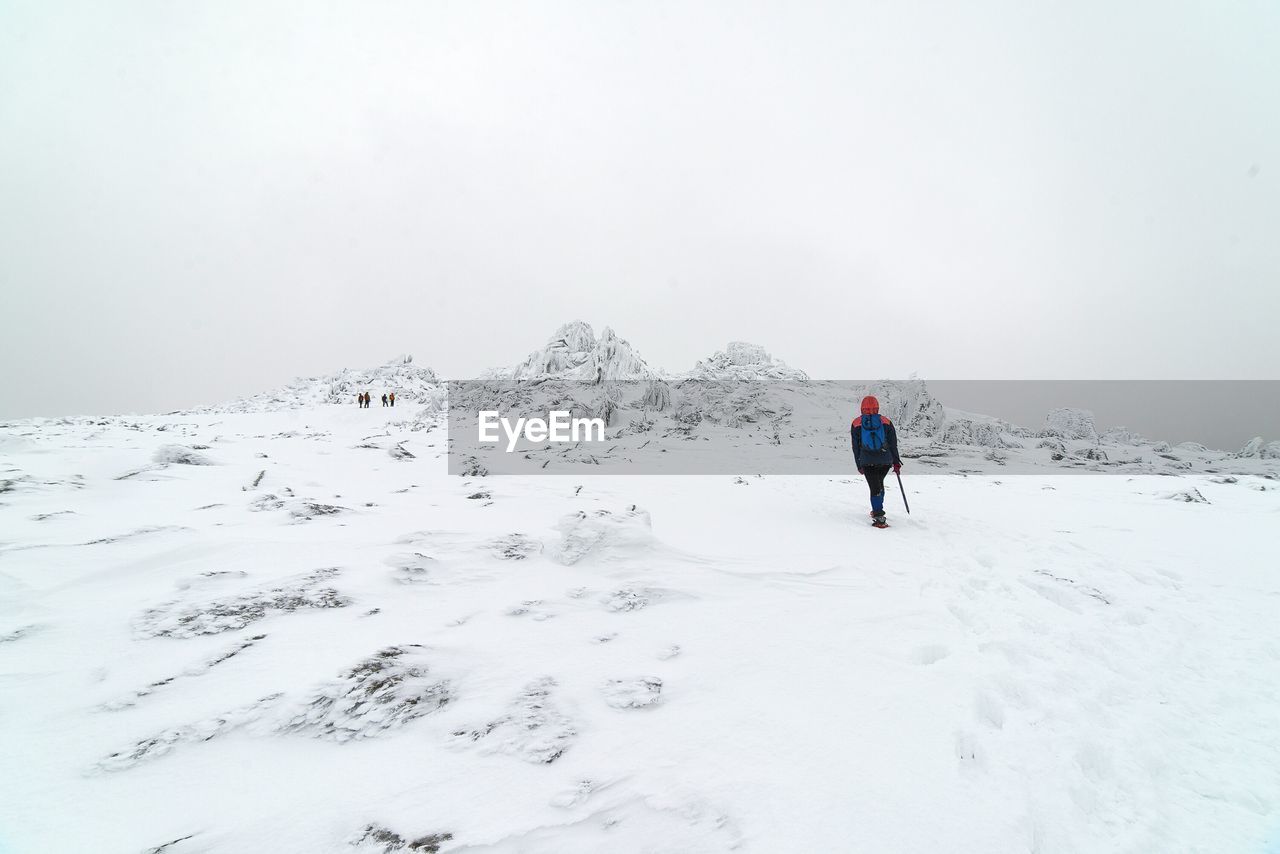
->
<box><xmin>861</xmin><ymin>414</ymin><xmax>886</xmax><ymax>451</ymax></box>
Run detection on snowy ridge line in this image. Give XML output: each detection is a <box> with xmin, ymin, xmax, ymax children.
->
<box><xmin>4</xmin><ymin>321</ymin><xmax>1275</xmax><ymax>465</ymax></box>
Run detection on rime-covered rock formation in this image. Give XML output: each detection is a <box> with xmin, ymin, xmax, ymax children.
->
<box><xmin>852</xmin><ymin>378</ymin><xmax>947</xmax><ymax>437</ymax></box>
<box><xmin>496</xmin><ymin>322</ymin><xmax>656</xmax><ymax>383</ymax></box>
<box><xmin>691</xmin><ymin>342</ymin><xmax>809</xmax><ymax>381</ymax></box>
<box><xmin>1044</xmin><ymin>408</ymin><xmax>1099</xmax><ymax>442</ymax></box>
<box><xmin>938</xmin><ymin>417</ymin><xmax>1023</xmax><ymax>449</ymax></box>
<box><xmin>1239</xmin><ymin>436</ymin><xmax>1280</xmax><ymax>459</ymax></box>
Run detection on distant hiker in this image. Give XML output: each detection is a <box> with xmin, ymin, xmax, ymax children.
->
<box><xmin>851</xmin><ymin>395</ymin><xmax>902</xmax><ymax>527</ymax></box>
<box><xmin>389</xmin><ymin>392</ymin><xmax>395</xmax><ymax>407</ymax></box>
<box><xmin>361</xmin><ymin>392</ymin><xmax>370</xmax><ymax>408</ymax></box>
<box><xmin>381</xmin><ymin>393</ymin><xmax>388</xmax><ymax>407</ymax></box>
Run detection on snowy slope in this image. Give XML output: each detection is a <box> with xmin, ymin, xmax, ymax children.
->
<box><xmin>198</xmin><ymin>355</ymin><xmax>444</xmax><ymax>414</ymax></box>
<box><xmin>2</xmin><ymin>396</ymin><xmax>1280</xmax><ymax>854</ymax></box>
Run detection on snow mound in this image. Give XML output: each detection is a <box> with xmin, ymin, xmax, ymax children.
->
<box><xmin>603</xmin><ymin>677</ymin><xmax>664</xmax><ymax>709</ymax></box>
<box><xmin>552</xmin><ymin>507</ymin><xmax>655</xmax><ymax>566</ymax></box>
<box><xmin>153</xmin><ymin>444</ymin><xmax>215</xmax><ymax>466</ymax></box>
<box><xmin>202</xmin><ymin>355</ymin><xmax>442</xmax><ymax>413</ymax></box>
<box><xmin>277</xmin><ymin>646</ymin><xmax>452</xmax><ymax>742</ymax></box>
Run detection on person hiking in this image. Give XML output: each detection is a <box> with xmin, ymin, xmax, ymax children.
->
<box><xmin>381</xmin><ymin>393</ymin><xmax>388</xmax><ymax>407</ymax></box>
<box><xmin>851</xmin><ymin>395</ymin><xmax>902</xmax><ymax>527</ymax></box>
<box><xmin>389</xmin><ymin>392</ymin><xmax>395</xmax><ymax>407</ymax></box>
<box><xmin>361</xmin><ymin>392</ymin><xmax>369</xmax><ymax>408</ymax></box>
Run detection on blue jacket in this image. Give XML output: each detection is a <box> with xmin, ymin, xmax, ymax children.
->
<box><xmin>851</xmin><ymin>415</ymin><xmax>901</xmax><ymax>469</ymax></box>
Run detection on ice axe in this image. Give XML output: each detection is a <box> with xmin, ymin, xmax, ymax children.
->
<box><xmin>895</xmin><ymin>469</ymin><xmax>911</xmax><ymax>514</ymax></box>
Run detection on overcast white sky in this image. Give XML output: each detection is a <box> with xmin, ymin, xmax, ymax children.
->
<box><xmin>2</xmin><ymin>0</ymin><xmax>1278</xmax><ymax>419</ymax></box>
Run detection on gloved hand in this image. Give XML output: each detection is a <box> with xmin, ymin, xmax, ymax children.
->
<box><xmin>857</xmin><ymin>468</ymin><xmax>864</xmax><ymax>475</ymax></box>
<box><xmin>892</xmin><ymin>462</ymin><xmax>902</xmax><ymax>475</ymax></box>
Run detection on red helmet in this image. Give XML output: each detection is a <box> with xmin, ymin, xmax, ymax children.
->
<box><xmin>860</xmin><ymin>395</ymin><xmax>880</xmax><ymax>415</ymax></box>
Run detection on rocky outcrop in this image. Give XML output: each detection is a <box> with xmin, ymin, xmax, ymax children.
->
<box><xmin>1239</xmin><ymin>437</ymin><xmax>1280</xmax><ymax>459</ymax></box>
<box><xmin>691</xmin><ymin>342</ymin><xmax>809</xmax><ymax>381</ymax></box>
<box><xmin>502</xmin><ymin>322</ymin><xmax>655</xmax><ymax>383</ymax></box>
<box><xmin>1044</xmin><ymin>408</ymin><xmax>1098</xmax><ymax>442</ymax></box>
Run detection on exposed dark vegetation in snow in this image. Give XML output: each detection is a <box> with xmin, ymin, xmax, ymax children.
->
<box><xmin>102</xmin><ymin>635</ymin><xmax>269</xmax><ymax>711</ymax></box>
<box><xmin>277</xmin><ymin>646</ymin><xmax>452</xmax><ymax>742</ymax></box>
<box><xmin>97</xmin><ymin>694</ymin><xmax>282</xmax><ymax>772</ymax></box>
<box><xmin>287</xmin><ymin>500</ymin><xmax>348</xmax><ymax>521</ymax></box>
<box><xmin>0</xmin><ymin>623</ymin><xmax>43</xmax><ymax>644</ymax></box>
<box><xmin>488</xmin><ymin>533</ymin><xmax>541</xmax><ymax>560</ymax></box>
<box><xmin>452</xmin><ymin>677</ymin><xmax>576</xmax><ymax>764</ymax></box>
<box><xmin>142</xmin><ymin>833</ymin><xmax>198</xmax><ymax>853</ymax></box>
<box><xmin>350</xmin><ymin>825</ymin><xmax>453</xmax><ymax>853</ymax></box>
<box><xmin>1162</xmin><ymin>488</ymin><xmax>1210</xmax><ymax>504</ymax></box>
<box><xmin>135</xmin><ymin>568</ymin><xmax>351</xmax><ymax>638</ymax></box>
<box><xmin>388</xmin><ymin>443</ymin><xmax>415</xmax><ymax>461</ymax></box>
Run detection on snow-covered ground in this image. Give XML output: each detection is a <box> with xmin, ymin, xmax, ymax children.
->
<box><xmin>2</xmin><ymin>396</ymin><xmax>1279</xmax><ymax>854</ymax></box>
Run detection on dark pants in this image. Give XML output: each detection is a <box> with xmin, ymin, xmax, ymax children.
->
<box><xmin>862</xmin><ymin>464</ymin><xmax>890</xmax><ymax>514</ymax></box>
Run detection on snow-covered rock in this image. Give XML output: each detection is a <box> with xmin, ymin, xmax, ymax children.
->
<box><xmin>852</xmin><ymin>379</ymin><xmax>947</xmax><ymax>437</ymax></box>
<box><xmin>1044</xmin><ymin>408</ymin><xmax>1098</xmax><ymax>442</ymax></box>
<box><xmin>552</xmin><ymin>507</ymin><xmax>654</xmax><ymax>566</ymax></box>
<box><xmin>1100</xmin><ymin>426</ymin><xmax>1146</xmax><ymax>446</ymax></box>
<box><xmin>1238</xmin><ymin>437</ymin><xmax>1280</xmax><ymax>459</ymax></box>
<box><xmin>939</xmin><ymin>418</ymin><xmax>1022</xmax><ymax>449</ymax></box>
<box><xmin>691</xmin><ymin>342</ymin><xmax>809</xmax><ymax>381</ymax></box>
<box><xmin>498</xmin><ymin>322</ymin><xmax>655</xmax><ymax>383</ymax></box>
